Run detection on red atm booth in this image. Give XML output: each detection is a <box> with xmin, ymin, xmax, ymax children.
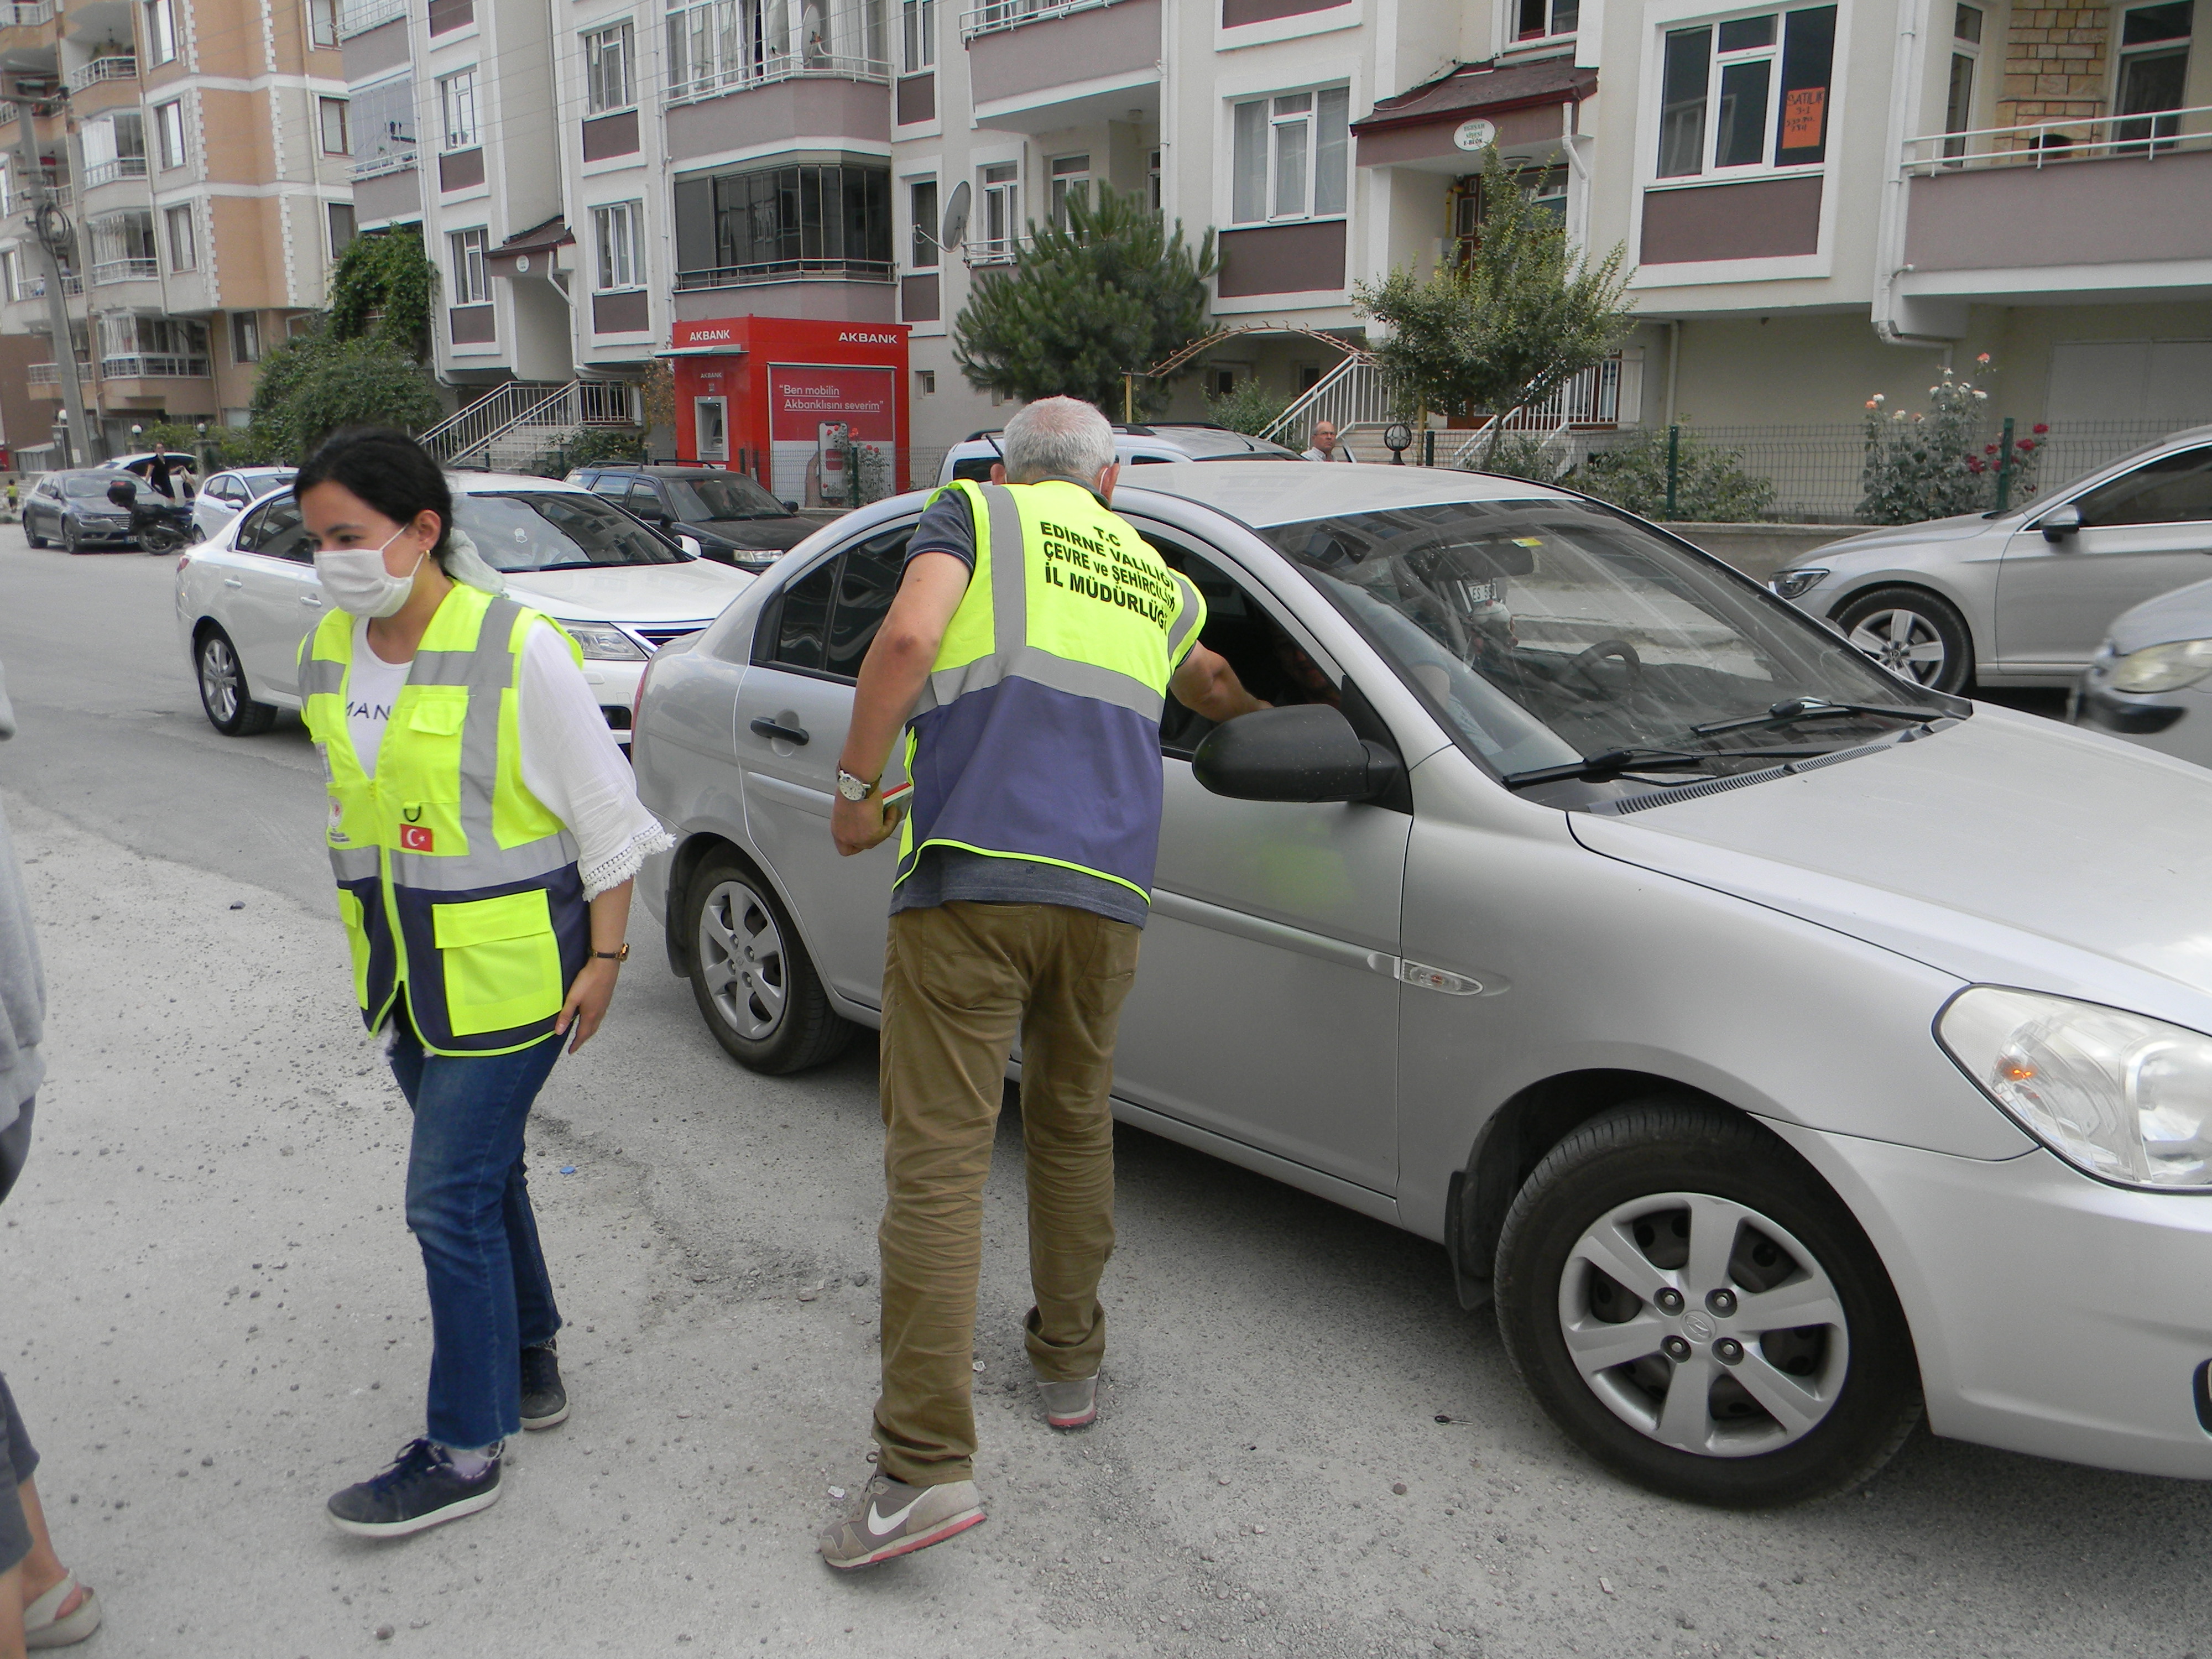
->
<box><xmin>666</xmin><ymin>316</ymin><xmax>911</xmax><ymax>503</ymax></box>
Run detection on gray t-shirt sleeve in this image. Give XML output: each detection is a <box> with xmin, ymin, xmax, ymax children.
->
<box><xmin>907</xmin><ymin>489</ymin><xmax>978</xmax><ymax>573</ymax></box>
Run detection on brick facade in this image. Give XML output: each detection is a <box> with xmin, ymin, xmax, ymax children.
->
<box><xmin>1995</xmin><ymin>3</ymin><xmax>2113</xmax><ymax>143</ymax></box>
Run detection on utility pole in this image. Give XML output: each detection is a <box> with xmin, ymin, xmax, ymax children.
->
<box><xmin>11</xmin><ymin>80</ymin><xmax>96</xmax><ymax>466</ymax></box>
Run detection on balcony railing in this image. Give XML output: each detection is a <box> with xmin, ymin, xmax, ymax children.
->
<box><xmin>81</xmin><ymin>156</ymin><xmax>148</xmax><ymax>188</ymax></box>
<box><xmin>963</xmin><ymin>233</ymin><xmax>1034</xmax><ymax>267</ymax></box>
<box><xmin>958</xmin><ymin>0</ymin><xmax>1118</xmax><ymax>42</ymax></box>
<box><xmin>337</xmin><ymin>0</ymin><xmax>406</xmax><ymax>35</ymax></box>
<box><xmin>65</xmin><ymin>56</ymin><xmax>137</xmax><ymax>94</ymax></box>
<box><xmin>2</xmin><ymin>2</ymin><xmax>56</xmax><ymax>28</ymax></box>
<box><xmin>673</xmin><ymin>256</ymin><xmax>893</xmax><ymax>289</ymax></box>
<box><xmin>1905</xmin><ymin>102</ymin><xmax>2212</xmax><ymax>173</ymax></box>
<box><xmin>100</xmin><ymin>353</ymin><xmax>210</xmax><ymax>379</ymax></box>
<box><xmin>349</xmin><ymin>147</ymin><xmax>418</xmax><ymax>180</ymax></box>
<box><xmin>12</xmin><ymin>273</ymin><xmax>84</xmax><ymax>300</ymax></box>
<box><xmin>661</xmin><ymin>0</ymin><xmax>890</xmax><ymax>103</ymax></box>
<box><xmin>25</xmin><ymin>357</ymin><xmax>90</xmax><ymax>385</ymax></box>
<box><xmin>662</xmin><ymin>50</ymin><xmax>889</xmax><ymax>105</ymax></box>
<box><xmin>90</xmin><ymin>257</ymin><xmax>159</xmax><ymax>284</ymax></box>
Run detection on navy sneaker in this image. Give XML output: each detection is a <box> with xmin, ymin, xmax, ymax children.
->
<box><xmin>520</xmin><ymin>1340</ymin><xmax>568</xmax><ymax>1430</ymax></box>
<box><xmin>326</xmin><ymin>1439</ymin><xmax>502</xmax><ymax>1538</ymax></box>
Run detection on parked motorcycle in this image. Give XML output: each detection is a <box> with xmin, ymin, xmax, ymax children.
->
<box><xmin>106</xmin><ymin>477</ymin><xmax>197</xmax><ymax>555</ymax></box>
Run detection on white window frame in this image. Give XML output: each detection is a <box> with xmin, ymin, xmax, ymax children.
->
<box><xmin>1048</xmin><ymin>153</ymin><xmax>1089</xmax><ymax>228</ymax></box>
<box><xmin>143</xmin><ymin>0</ymin><xmax>179</xmax><ymax>65</ymax></box>
<box><xmin>1942</xmin><ymin>3</ymin><xmax>1981</xmax><ymax>162</ymax></box>
<box><xmin>309</xmin><ymin>0</ymin><xmax>338</xmax><ymax>46</ymax></box>
<box><xmin>319</xmin><ymin>96</ymin><xmax>350</xmax><ymax>155</ymax></box>
<box><xmin>155</xmin><ymin>100</ymin><xmax>186</xmax><ymax>170</ymax></box>
<box><xmin>901</xmin><ymin>0</ymin><xmax>935</xmax><ymax>72</ymax></box>
<box><xmin>585</xmin><ymin>19</ymin><xmax>636</xmax><ymax>115</ymax></box>
<box><xmin>1505</xmin><ymin>0</ymin><xmax>1580</xmax><ymax>46</ymax></box>
<box><xmin>1652</xmin><ymin>6</ymin><xmax>1835</xmax><ymax>184</ymax></box>
<box><xmin>328</xmin><ymin>201</ymin><xmax>356</xmax><ymax>257</ymax></box>
<box><xmin>909</xmin><ymin>175</ymin><xmax>938</xmax><ymax>268</ymax></box>
<box><xmin>593</xmin><ymin>199</ymin><xmax>643</xmax><ymax>290</ymax></box>
<box><xmin>1229</xmin><ymin>84</ymin><xmax>1351</xmax><ymax>226</ymax></box>
<box><xmin>165</xmin><ymin>202</ymin><xmax>196</xmax><ymax>270</ymax></box>
<box><xmin>978</xmin><ymin>160</ymin><xmax>1020</xmax><ymax>262</ymax></box>
<box><xmin>439</xmin><ymin>68</ymin><xmax>479</xmax><ymax>151</ymax></box>
<box><xmin>231</xmin><ymin>311</ymin><xmax>261</xmax><ymax>363</ymax></box>
<box><xmin>450</xmin><ymin>226</ymin><xmax>489</xmax><ymax>304</ymax></box>
<box><xmin>2113</xmin><ymin>0</ymin><xmax>2193</xmax><ymax>149</ymax></box>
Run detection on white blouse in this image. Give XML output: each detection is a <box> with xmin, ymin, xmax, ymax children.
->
<box><xmin>344</xmin><ymin>616</ymin><xmax>673</xmax><ymax>899</ymax></box>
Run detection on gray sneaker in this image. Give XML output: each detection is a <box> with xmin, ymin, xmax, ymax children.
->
<box><xmin>1036</xmin><ymin>1373</ymin><xmax>1099</xmax><ymax>1430</ymax></box>
<box><xmin>817</xmin><ymin>1472</ymin><xmax>985</xmax><ymax>1571</ymax></box>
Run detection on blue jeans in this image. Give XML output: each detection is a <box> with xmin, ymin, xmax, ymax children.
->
<box><xmin>390</xmin><ymin>1010</ymin><xmax>564</xmax><ymax>1450</ymax></box>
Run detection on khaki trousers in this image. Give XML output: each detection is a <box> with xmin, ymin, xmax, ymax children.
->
<box><xmin>872</xmin><ymin>901</ymin><xmax>1142</xmax><ymax>1487</ymax></box>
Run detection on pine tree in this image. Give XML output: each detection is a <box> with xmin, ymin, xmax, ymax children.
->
<box><xmin>952</xmin><ymin>184</ymin><xmax>1216</xmax><ymax>417</ymax></box>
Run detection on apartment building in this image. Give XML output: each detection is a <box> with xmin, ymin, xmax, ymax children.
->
<box><xmin>333</xmin><ymin>0</ymin><xmax>2212</xmax><ymax>484</ymax></box>
<box><xmin>0</xmin><ymin>0</ymin><xmax>354</xmax><ymax>463</ymax></box>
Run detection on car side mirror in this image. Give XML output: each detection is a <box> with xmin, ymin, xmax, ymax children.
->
<box><xmin>782</xmin><ymin>500</ymin><xmax>800</xmax><ymax>513</ymax></box>
<box><xmin>677</xmin><ymin>534</ymin><xmax>703</xmax><ymax>558</ymax></box>
<box><xmin>2040</xmin><ymin>503</ymin><xmax>2083</xmax><ymax>541</ymax></box>
<box><xmin>106</xmin><ymin>479</ymin><xmax>137</xmax><ymax>507</ymax></box>
<box><xmin>1191</xmin><ymin>704</ymin><xmax>1404</xmax><ymax>805</ymax></box>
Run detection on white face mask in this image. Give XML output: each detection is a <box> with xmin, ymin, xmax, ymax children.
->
<box><xmin>314</xmin><ymin>526</ymin><xmax>429</xmax><ymax>619</ymax></box>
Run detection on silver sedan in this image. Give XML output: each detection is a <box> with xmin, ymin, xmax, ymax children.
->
<box><xmin>1771</xmin><ymin>425</ymin><xmax>2212</xmax><ymax>693</ymax></box>
<box><xmin>633</xmin><ymin>462</ymin><xmax>2212</xmax><ymax>1507</ymax></box>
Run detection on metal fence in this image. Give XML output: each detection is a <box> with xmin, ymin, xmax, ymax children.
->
<box><xmin>1480</xmin><ymin>418</ymin><xmax>2204</xmax><ymax>525</ymax></box>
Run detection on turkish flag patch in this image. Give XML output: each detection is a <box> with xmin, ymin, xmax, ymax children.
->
<box><xmin>400</xmin><ymin>825</ymin><xmax>435</xmax><ymax>852</ymax></box>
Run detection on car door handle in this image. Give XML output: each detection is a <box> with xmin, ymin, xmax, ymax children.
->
<box><xmin>222</xmin><ymin>576</ymin><xmax>244</xmax><ymax>588</ymax></box>
<box><xmin>749</xmin><ymin>717</ymin><xmax>810</xmax><ymax>745</ymax></box>
<box><xmin>300</xmin><ymin>594</ymin><xmax>322</xmax><ymax>607</ymax></box>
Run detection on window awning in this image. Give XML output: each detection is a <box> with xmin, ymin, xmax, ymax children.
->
<box><xmin>1352</xmin><ymin>56</ymin><xmax>1597</xmax><ymax>172</ymax></box>
<box><xmin>488</xmin><ymin>216</ymin><xmax>573</xmax><ymax>278</ymax></box>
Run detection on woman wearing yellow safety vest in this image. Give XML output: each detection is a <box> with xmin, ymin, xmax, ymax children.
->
<box><xmin>291</xmin><ymin>428</ymin><xmax>671</xmax><ymax>1538</ymax></box>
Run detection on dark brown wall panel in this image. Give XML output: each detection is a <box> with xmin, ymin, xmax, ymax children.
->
<box><xmin>592</xmin><ymin>290</ymin><xmax>650</xmax><ymax>333</ymax></box>
<box><xmin>896</xmin><ymin>72</ymin><xmax>935</xmax><ymax>126</ymax></box>
<box><xmin>1217</xmin><ymin>220</ymin><xmax>1347</xmax><ymax>297</ymax></box>
<box><xmin>448</xmin><ymin>304</ymin><xmax>496</xmax><ymax>344</ymax></box>
<box><xmin>900</xmin><ymin>272</ymin><xmax>940</xmax><ymax>322</ymax></box>
<box><xmin>427</xmin><ymin>0</ymin><xmax>472</xmax><ymax>34</ymax></box>
<box><xmin>1223</xmin><ymin>0</ymin><xmax>1350</xmax><ymax>24</ymax></box>
<box><xmin>439</xmin><ymin>146</ymin><xmax>486</xmax><ymax>193</ymax></box>
<box><xmin>581</xmin><ymin>110</ymin><xmax>640</xmax><ymax>161</ymax></box>
<box><xmin>1640</xmin><ymin>176</ymin><xmax>1823</xmax><ymax>264</ymax></box>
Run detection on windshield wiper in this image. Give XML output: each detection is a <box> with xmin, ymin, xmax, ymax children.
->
<box><xmin>1503</xmin><ymin>741</ymin><xmax>1859</xmax><ymax>790</ymax></box>
<box><xmin>1691</xmin><ymin>695</ymin><xmax>1949</xmax><ymax>737</ymax></box>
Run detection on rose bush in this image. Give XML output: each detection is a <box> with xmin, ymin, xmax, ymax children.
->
<box><xmin>1856</xmin><ymin>354</ymin><xmax>2044</xmax><ymax>524</ymax></box>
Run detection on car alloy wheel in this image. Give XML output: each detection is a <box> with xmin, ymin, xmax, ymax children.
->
<box><xmin>1557</xmin><ymin>1193</ymin><xmax>1848</xmax><ymax>1458</ymax></box>
<box><xmin>1832</xmin><ymin>586</ymin><xmax>1973</xmax><ymax>693</ymax></box>
<box><xmin>698</xmin><ymin>875</ymin><xmax>789</xmax><ymax>1042</ymax></box>
<box><xmin>200</xmin><ymin>632</ymin><xmax>242</xmax><ymax>726</ymax></box>
<box><xmin>1845</xmin><ymin>609</ymin><xmax>1944</xmax><ymax>684</ymax></box>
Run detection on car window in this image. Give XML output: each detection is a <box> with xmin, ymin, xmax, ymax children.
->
<box><xmin>1150</xmin><ymin>534</ymin><xmax>1340</xmax><ymax>758</ymax></box>
<box><xmin>950</xmin><ymin>455</ymin><xmax>995</xmax><ymax>483</ymax></box>
<box><xmin>754</xmin><ymin>522</ymin><xmax>917</xmax><ymax>681</ymax></box>
<box><xmin>453</xmin><ymin>490</ymin><xmax>685</xmax><ymax>570</ymax></box>
<box><xmin>667</xmin><ymin>473</ymin><xmax>786</xmax><ymax>520</ymax></box>
<box><xmin>761</xmin><ymin>559</ymin><xmax>836</xmax><ymax>673</ymax></box>
<box><xmin>246</xmin><ymin>497</ymin><xmax>317</xmax><ymax>562</ymax></box>
<box><xmin>625</xmin><ymin>478</ymin><xmax>664</xmax><ymax>515</ymax></box>
<box><xmin>62</xmin><ymin>474</ymin><xmax>114</xmax><ymax>497</ymax></box>
<box><xmin>2072</xmin><ymin>446</ymin><xmax>2212</xmax><ymax>528</ymax></box>
<box><xmin>589</xmin><ymin>473</ymin><xmax>632</xmax><ymax>503</ymax></box>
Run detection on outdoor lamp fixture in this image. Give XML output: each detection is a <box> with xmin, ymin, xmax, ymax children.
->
<box><xmin>130</xmin><ymin>423</ymin><xmax>142</xmax><ymax>440</ymax></box>
<box><xmin>1383</xmin><ymin>422</ymin><xmax>1412</xmax><ymax>465</ymax></box>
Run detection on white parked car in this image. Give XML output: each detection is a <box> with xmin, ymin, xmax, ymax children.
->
<box><xmin>174</xmin><ymin>471</ymin><xmax>753</xmax><ymax>744</ymax></box>
<box><xmin>189</xmin><ymin>466</ymin><xmax>297</xmax><ymax>546</ymax></box>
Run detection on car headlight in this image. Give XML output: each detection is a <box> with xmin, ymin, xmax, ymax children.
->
<box><xmin>1770</xmin><ymin>567</ymin><xmax>1830</xmax><ymax>601</ymax></box>
<box><xmin>2108</xmin><ymin>638</ymin><xmax>2212</xmax><ymax>694</ymax></box>
<box><xmin>562</xmin><ymin>620</ymin><xmax>646</xmax><ymax>661</ymax></box>
<box><xmin>1938</xmin><ymin>986</ymin><xmax>2212</xmax><ymax>1189</ymax></box>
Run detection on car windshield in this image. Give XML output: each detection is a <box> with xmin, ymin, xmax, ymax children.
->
<box><xmin>454</xmin><ymin>491</ymin><xmax>688</xmax><ymax>570</ymax></box>
<box><xmin>666</xmin><ymin>474</ymin><xmax>783</xmax><ymax>520</ymax></box>
<box><xmin>1260</xmin><ymin>498</ymin><xmax>1954</xmax><ymax>796</ymax></box>
<box><xmin>63</xmin><ymin>474</ymin><xmax>116</xmax><ymax>497</ymax></box>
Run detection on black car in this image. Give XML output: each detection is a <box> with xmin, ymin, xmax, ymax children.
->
<box><xmin>569</xmin><ymin>465</ymin><xmax>813</xmax><ymax>571</ymax></box>
<box><xmin>22</xmin><ymin>469</ymin><xmax>142</xmax><ymax>552</ymax></box>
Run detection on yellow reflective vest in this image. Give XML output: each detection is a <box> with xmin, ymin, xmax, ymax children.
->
<box><xmin>298</xmin><ymin>583</ymin><xmax>591</xmax><ymax>1056</ymax></box>
<box><xmin>895</xmin><ymin>479</ymin><xmax>1206</xmax><ymax>905</ymax></box>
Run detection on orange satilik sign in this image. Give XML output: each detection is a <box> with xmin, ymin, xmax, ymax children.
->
<box><xmin>1782</xmin><ymin>86</ymin><xmax>1827</xmax><ymax>149</ymax></box>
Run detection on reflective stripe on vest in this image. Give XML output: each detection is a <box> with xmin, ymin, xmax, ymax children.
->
<box><xmin>894</xmin><ymin>479</ymin><xmax>1206</xmax><ymax>902</ymax></box>
<box><xmin>298</xmin><ymin>584</ymin><xmax>590</xmax><ymax>1056</ymax></box>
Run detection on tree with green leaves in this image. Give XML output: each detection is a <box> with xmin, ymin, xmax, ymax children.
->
<box><xmin>953</xmin><ymin>184</ymin><xmax>1215</xmax><ymax>417</ymax></box>
<box><xmin>1355</xmin><ymin>150</ymin><xmax>1634</xmax><ymax>466</ymax></box>
<box><xmin>327</xmin><ymin>226</ymin><xmax>437</xmax><ymax>362</ymax></box>
<box><xmin>247</xmin><ymin>325</ymin><xmax>446</xmax><ymax>462</ymax></box>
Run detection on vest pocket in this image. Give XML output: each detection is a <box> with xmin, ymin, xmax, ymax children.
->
<box><xmin>431</xmin><ymin>889</ymin><xmax>564</xmax><ymax>1037</ymax></box>
<box><xmin>336</xmin><ymin>888</ymin><xmax>373</xmax><ymax>1010</ymax></box>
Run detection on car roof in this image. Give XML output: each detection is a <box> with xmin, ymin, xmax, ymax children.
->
<box><xmin>1111</xmin><ymin>460</ymin><xmax>1578</xmax><ymax>528</ymax></box>
<box><xmin>447</xmin><ymin>471</ymin><xmax>595</xmax><ymax>495</ymax></box>
<box><xmin>947</xmin><ymin>426</ymin><xmax>1299</xmax><ymax>461</ymax></box>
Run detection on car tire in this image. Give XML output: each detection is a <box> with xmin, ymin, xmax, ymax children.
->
<box><xmin>194</xmin><ymin>625</ymin><xmax>278</xmax><ymax>737</ymax></box>
<box><xmin>1831</xmin><ymin>586</ymin><xmax>1974</xmax><ymax>694</ymax></box>
<box><xmin>1495</xmin><ymin>1098</ymin><xmax>1922</xmax><ymax>1509</ymax></box>
<box><xmin>23</xmin><ymin>518</ymin><xmax>45</xmax><ymax>547</ymax></box>
<box><xmin>685</xmin><ymin>855</ymin><xmax>852</xmax><ymax>1074</ymax></box>
<box><xmin>61</xmin><ymin>519</ymin><xmax>81</xmax><ymax>555</ymax></box>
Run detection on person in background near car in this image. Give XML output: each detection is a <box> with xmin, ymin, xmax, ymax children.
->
<box><xmin>147</xmin><ymin>454</ymin><xmax>173</xmax><ymax>499</ymax></box>
<box><xmin>816</xmin><ymin>397</ymin><xmax>1269</xmax><ymax>1569</ymax></box>
<box><xmin>291</xmin><ymin>428</ymin><xmax>673</xmax><ymax>1540</ymax></box>
<box><xmin>1301</xmin><ymin>421</ymin><xmax>1357</xmax><ymax>463</ymax></box>
<box><xmin>0</xmin><ymin>658</ymin><xmax>102</xmax><ymax>1655</ymax></box>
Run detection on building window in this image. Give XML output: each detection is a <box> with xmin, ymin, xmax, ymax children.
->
<box><xmin>2115</xmin><ymin>1</ymin><xmax>2192</xmax><ymax>149</ymax></box>
<box><xmin>593</xmin><ymin>199</ymin><xmax>643</xmax><ymax>289</ymax></box>
<box><xmin>439</xmin><ymin>68</ymin><xmax>478</xmax><ymax>150</ymax></box>
<box><xmin>585</xmin><ymin>19</ymin><xmax>636</xmax><ymax>114</ymax></box>
<box><xmin>309</xmin><ymin>0</ymin><xmax>338</xmax><ymax>46</ymax></box>
<box><xmin>143</xmin><ymin>0</ymin><xmax>179</xmax><ymax>65</ymax></box>
<box><xmin>910</xmin><ymin>178</ymin><xmax>937</xmax><ymax>267</ymax></box>
<box><xmin>1048</xmin><ymin>154</ymin><xmax>1089</xmax><ymax>228</ymax></box>
<box><xmin>232</xmin><ymin>311</ymin><xmax>262</xmax><ymax>362</ymax></box>
<box><xmin>1515</xmin><ymin>0</ymin><xmax>1578</xmax><ymax>40</ymax></box>
<box><xmin>1656</xmin><ymin>6</ymin><xmax>1835</xmax><ymax>179</ymax></box>
<box><xmin>665</xmin><ymin>0</ymin><xmax>884</xmax><ymax>97</ymax></box>
<box><xmin>450</xmin><ymin>226</ymin><xmax>489</xmax><ymax>303</ymax></box>
<box><xmin>1942</xmin><ymin>4</ymin><xmax>1980</xmax><ymax>161</ymax></box>
<box><xmin>979</xmin><ymin>161</ymin><xmax>1019</xmax><ymax>258</ymax></box>
<box><xmin>901</xmin><ymin>0</ymin><xmax>935</xmax><ymax>71</ymax></box>
<box><xmin>155</xmin><ymin>100</ymin><xmax>186</xmax><ymax>169</ymax></box>
<box><xmin>88</xmin><ymin>211</ymin><xmax>159</xmax><ymax>281</ymax></box>
<box><xmin>672</xmin><ymin>160</ymin><xmax>893</xmax><ymax>285</ymax></box>
<box><xmin>98</xmin><ymin>314</ymin><xmax>208</xmax><ymax>375</ymax></box>
<box><xmin>1230</xmin><ymin>86</ymin><xmax>1350</xmax><ymax>224</ymax></box>
<box><xmin>164</xmin><ymin>202</ymin><xmax>196</xmax><ymax>270</ymax></box>
<box><xmin>328</xmin><ymin>201</ymin><xmax>356</xmax><ymax>257</ymax></box>
<box><xmin>319</xmin><ymin>97</ymin><xmax>350</xmax><ymax>155</ymax></box>
<box><xmin>81</xmin><ymin>113</ymin><xmax>146</xmax><ymax>187</ymax></box>
<box><xmin>916</xmin><ymin>368</ymin><xmax>935</xmax><ymax>395</ymax></box>
<box><xmin>1149</xmin><ymin>147</ymin><xmax>1161</xmax><ymax>211</ymax></box>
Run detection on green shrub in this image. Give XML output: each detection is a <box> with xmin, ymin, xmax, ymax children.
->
<box><xmin>1203</xmin><ymin>380</ymin><xmax>1291</xmax><ymax>438</ymax></box>
<box><xmin>1571</xmin><ymin>427</ymin><xmax>1777</xmax><ymax>523</ymax></box>
<box><xmin>1856</xmin><ymin>356</ymin><xmax>2043</xmax><ymax>525</ymax></box>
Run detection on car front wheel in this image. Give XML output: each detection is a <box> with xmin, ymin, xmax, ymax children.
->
<box><xmin>195</xmin><ymin>626</ymin><xmax>278</xmax><ymax>736</ymax></box>
<box><xmin>1495</xmin><ymin>1099</ymin><xmax>1921</xmax><ymax>1508</ymax></box>
<box><xmin>1832</xmin><ymin>586</ymin><xmax>1973</xmax><ymax>693</ymax></box>
<box><xmin>685</xmin><ymin>856</ymin><xmax>852</xmax><ymax>1074</ymax></box>
<box><xmin>61</xmin><ymin>519</ymin><xmax>81</xmax><ymax>555</ymax></box>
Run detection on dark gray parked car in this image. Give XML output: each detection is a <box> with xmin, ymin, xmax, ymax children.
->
<box><xmin>569</xmin><ymin>464</ymin><xmax>813</xmax><ymax>571</ymax></box>
<box><xmin>22</xmin><ymin>469</ymin><xmax>141</xmax><ymax>552</ymax></box>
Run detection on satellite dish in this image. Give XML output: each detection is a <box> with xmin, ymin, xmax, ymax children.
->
<box><xmin>940</xmin><ymin>181</ymin><xmax>971</xmax><ymax>253</ymax></box>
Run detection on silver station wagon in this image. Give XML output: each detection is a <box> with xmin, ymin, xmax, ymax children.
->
<box><xmin>632</xmin><ymin>462</ymin><xmax>2212</xmax><ymax>1507</ymax></box>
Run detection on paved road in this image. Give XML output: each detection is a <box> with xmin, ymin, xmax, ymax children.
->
<box><xmin>0</xmin><ymin>529</ymin><xmax>2203</xmax><ymax>1659</ymax></box>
